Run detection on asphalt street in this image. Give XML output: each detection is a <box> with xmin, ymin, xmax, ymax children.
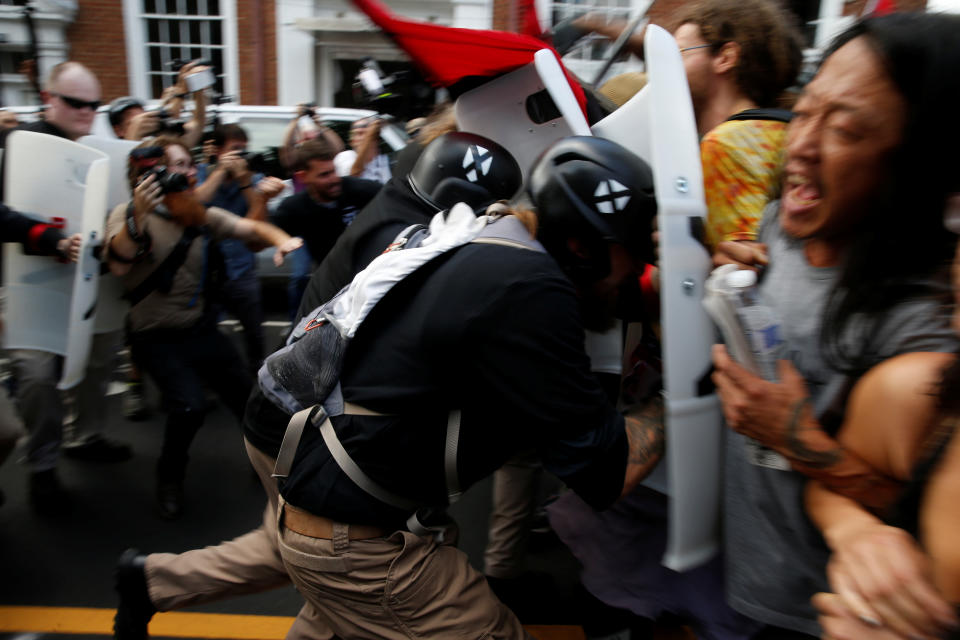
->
<box><xmin>0</xmin><ymin>320</ymin><xmax>600</xmax><ymax>640</ymax></box>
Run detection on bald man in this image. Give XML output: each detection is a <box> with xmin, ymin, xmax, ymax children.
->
<box><xmin>0</xmin><ymin>61</ymin><xmax>101</xmax><ymax>146</ymax></box>
<box><xmin>1</xmin><ymin>61</ymin><xmax>131</xmax><ymax>513</ymax></box>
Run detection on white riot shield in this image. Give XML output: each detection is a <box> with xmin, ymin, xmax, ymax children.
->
<box><xmin>593</xmin><ymin>24</ymin><xmax>722</xmax><ymax>571</ymax></box>
<box><xmin>78</xmin><ymin>135</ymin><xmax>138</xmax><ymax>334</ymax></box>
<box><xmin>3</xmin><ymin>131</ymin><xmax>110</xmax><ymax>389</ymax></box>
<box><xmin>455</xmin><ymin>50</ymin><xmax>589</xmax><ymax>180</ymax></box>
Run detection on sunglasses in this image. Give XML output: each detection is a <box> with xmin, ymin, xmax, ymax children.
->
<box><xmin>679</xmin><ymin>44</ymin><xmax>713</xmax><ymax>54</ymax></box>
<box><xmin>52</xmin><ymin>92</ymin><xmax>101</xmax><ymax>111</ymax></box>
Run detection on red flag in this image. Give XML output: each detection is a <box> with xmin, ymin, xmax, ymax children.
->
<box><xmin>350</xmin><ymin>0</ymin><xmax>586</xmax><ymax>115</ymax></box>
<box><xmin>874</xmin><ymin>0</ymin><xmax>897</xmax><ymax>15</ymax></box>
<box><xmin>517</xmin><ymin>0</ymin><xmax>542</xmax><ymax>39</ymax></box>
<box><xmin>862</xmin><ymin>0</ymin><xmax>897</xmax><ymax>16</ymax></box>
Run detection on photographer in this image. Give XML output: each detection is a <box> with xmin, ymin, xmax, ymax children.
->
<box><xmin>157</xmin><ymin>60</ymin><xmax>209</xmax><ymax>149</ymax></box>
<box><xmin>105</xmin><ymin>135</ymin><xmax>301</xmax><ymax>519</ymax></box>
<box><xmin>193</xmin><ymin>124</ymin><xmax>285</xmax><ymax>374</ymax></box>
<box><xmin>333</xmin><ymin>115</ymin><xmax>391</xmax><ymax>184</ymax></box>
<box><xmin>107</xmin><ymin>61</ymin><xmax>209</xmax><ymax>145</ymax></box>
<box><xmin>279</xmin><ymin>102</ymin><xmax>344</xmax><ymax>175</ymax></box>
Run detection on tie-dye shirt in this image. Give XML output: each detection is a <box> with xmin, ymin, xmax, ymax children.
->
<box><xmin>701</xmin><ymin>118</ymin><xmax>788</xmax><ymax>250</ymax></box>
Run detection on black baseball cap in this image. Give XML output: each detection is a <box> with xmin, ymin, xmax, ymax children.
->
<box><xmin>108</xmin><ymin>96</ymin><xmax>144</xmax><ymax>126</ymax></box>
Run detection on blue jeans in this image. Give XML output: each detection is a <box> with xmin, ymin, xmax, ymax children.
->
<box><xmin>217</xmin><ymin>270</ymin><xmax>265</xmax><ymax>373</ymax></box>
<box><xmin>287</xmin><ymin>248</ymin><xmax>313</xmax><ymax>322</ymax></box>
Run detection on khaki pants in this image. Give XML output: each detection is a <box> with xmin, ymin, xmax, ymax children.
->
<box><xmin>278</xmin><ymin>503</ymin><xmax>531</xmax><ymax>639</ymax></box>
<box><xmin>484</xmin><ymin>451</ymin><xmax>543</xmax><ymax>579</ymax></box>
<box><xmin>145</xmin><ymin>438</ymin><xmax>333</xmax><ymax>640</ymax></box>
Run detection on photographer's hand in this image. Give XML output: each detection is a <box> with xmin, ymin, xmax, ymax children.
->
<box><xmin>133</xmin><ymin>174</ymin><xmax>163</xmax><ymax>222</ymax></box>
<box><xmin>202</xmin><ymin>139</ymin><xmax>217</xmax><ymax>164</ymax></box>
<box><xmin>220</xmin><ymin>151</ymin><xmax>251</xmax><ymax>184</ymax></box>
<box><xmin>274</xmin><ymin>236</ymin><xmax>304</xmax><ymax>266</ymax></box>
<box><xmin>108</xmin><ymin>175</ymin><xmax>161</xmax><ymax>273</ymax></box>
<box><xmin>255</xmin><ymin>176</ymin><xmax>285</xmax><ymax>200</ymax></box>
<box><xmin>179</xmin><ymin>60</ymin><xmax>212</xmax><ymax>85</ymax></box>
<box><xmin>127</xmin><ymin>111</ymin><xmax>159</xmax><ymax>141</ymax></box>
<box><xmin>296</xmin><ymin>102</ymin><xmax>313</xmax><ymax>119</ymax></box>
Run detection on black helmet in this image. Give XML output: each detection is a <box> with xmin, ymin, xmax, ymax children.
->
<box><xmin>408</xmin><ymin>132</ymin><xmax>522</xmax><ymax>212</ymax></box>
<box><xmin>528</xmin><ymin>136</ymin><xmax>657</xmax><ymax>274</ymax></box>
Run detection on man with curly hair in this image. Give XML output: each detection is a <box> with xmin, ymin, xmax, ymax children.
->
<box><xmin>575</xmin><ymin>0</ymin><xmax>803</xmax><ymax>249</ymax></box>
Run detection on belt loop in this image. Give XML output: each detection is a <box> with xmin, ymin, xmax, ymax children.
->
<box><xmin>332</xmin><ymin>522</ymin><xmax>350</xmax><ymax>553</ymax></box>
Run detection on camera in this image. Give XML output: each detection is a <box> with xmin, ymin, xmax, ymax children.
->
<box><xmin>186</xmin><ymin>68</ymin><xmax>216</xmax><ymax>93</ymax></box>
<box><xmin>299</xmin><ymin>102</ymin><xmax>318</xmax><ymax>119</ymax></box>
<box><xmin>153</xmin><ymin>108</ymin><xmax>186</xmax><ymax>136</ymax></box>
<box><xmin>351</xmin><ymin>58</ymin><xmax>435</xmax><ymax>121</ymax></box>
<box><xmin>149</xmin><ymin>165</ymin><xmax>190</xmax><ymax>193</ymax></box>
<box><xmin>130</xmin><ymin>147</ymin><xmax>191</xmax><ymax>194</ymax></box>
<box><xmin>240</xmin><ymin>149</ymin><xmax>286</xmax><ymax>179</ymax></box>
<box><xmin>169</xmin><ymin>58</ymin><xmax>217</xmax><ymax>93</ymax></box>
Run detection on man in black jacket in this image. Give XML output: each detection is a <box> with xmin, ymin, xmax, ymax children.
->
<box><xmin>113</xmin><ymin>132</ymin><xmax>521</xmax><ymax>640</ymax></box>
<box><xmin>270</xmin><ymin>140</ymin><xmax>381</xmax><ymax>270</ymax></box>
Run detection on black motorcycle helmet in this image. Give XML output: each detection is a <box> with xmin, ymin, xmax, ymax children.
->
<box><xmin>408</xmin><ymin>132</ymin><xmax>522</xmax><ymax>212</ymax></box>
<box><xmin>528</xmin><ymin>136</ymin><xmax>657</xmax><ymax>279</ymax></box>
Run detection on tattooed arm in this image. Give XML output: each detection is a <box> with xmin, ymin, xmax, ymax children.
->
<box><xmin>712</xmin><ymin>344</ymin><xmax>905</xmax><ymax>511</ymax></box>
<box><xmin>621</xmin><ymin>394</ymin><xmax>666</xmax><ymax>497</ymax></box>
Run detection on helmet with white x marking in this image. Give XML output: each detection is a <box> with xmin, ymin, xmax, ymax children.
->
<box><xmin>408</xmin><ymin>132</ymin><xmax>522</xmax><ymax>212</ymax></box>
<box><xmin>528</xmin><ymin>135</ymin><xmax>657</xmax><ymax>275</ymax></box>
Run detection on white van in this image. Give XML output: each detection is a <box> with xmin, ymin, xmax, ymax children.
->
<box><xmin>7</xmin><ymin>103</ymin><xmax>409</xmax><ymax>156</ymax></box>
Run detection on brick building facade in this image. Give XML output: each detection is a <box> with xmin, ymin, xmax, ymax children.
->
<box><xmin>0</xmin><ymin>0</ymin><xmax>938</xmax><ymax>109</ymax></box>
<box><xmin>65</xmin><ymin>0</ymin><xmax>277</xmax><ymax>104</ymax></box>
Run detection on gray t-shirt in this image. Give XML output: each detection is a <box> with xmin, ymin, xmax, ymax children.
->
<box><xmin>724</xmin><ymin>202</ymin><xmax>957</xmax><ymax>634</ymax></box>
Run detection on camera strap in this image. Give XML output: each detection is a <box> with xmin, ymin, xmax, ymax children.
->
<box><xmin>123</xmin><ymin>225</ymin><xmax>204</xmax><ymax>307</ymax></box>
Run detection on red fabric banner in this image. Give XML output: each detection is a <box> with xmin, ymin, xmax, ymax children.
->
<box><xmin>350</xmin><ymin>0</ymin><xmax>587</xmax><ymax>115</ymax></box>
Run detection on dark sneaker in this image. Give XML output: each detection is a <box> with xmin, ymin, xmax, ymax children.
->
<box><xmin>156</xmin><ymin>481</ymin><xmax>184</xmax><ymax>521</ymax></box>
<box><xmin>114</xmin><ymin>549</ymin><xmax>156</xmax><ymax>640</ymax></box>
<box><xmin>122</xmin><ymin>383</ymin><xmax>150</xmax><ymax>422</ymax></box>
<box><xmin>63</xmin><ymin>434</ymin><xmax>132</xmax><ymax>463</ymax></box>
<box><xmin>29</xmin><ymin>469</ymin><xmax>70</xmax><ymax>515</ymax></box>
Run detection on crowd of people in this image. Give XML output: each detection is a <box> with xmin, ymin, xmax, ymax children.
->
<box><xmin>0</xmin><ymin>2</ymin><xmax>959</xmax><ymax>639</ymax></box>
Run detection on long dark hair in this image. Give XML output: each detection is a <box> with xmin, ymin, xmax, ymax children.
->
<box><xmin>938</xmin><ymin>349</ymin><xmax>960</xmax><ymax>417</ymax></box>
<box><xmin>820</xmin><ymin>13</ymin><xmax>960</xmax><ymax>374</ymax></box>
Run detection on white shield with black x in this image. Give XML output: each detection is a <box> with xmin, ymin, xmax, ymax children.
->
<box><xmin>463</xmin><ymin>145</ymin><xmax>492</xmax><ymax>183</ymax></box>
<box><xmin>593</xmin><ymin>179</ymin><xmax>631</xmax><ymax>214</ymax></box>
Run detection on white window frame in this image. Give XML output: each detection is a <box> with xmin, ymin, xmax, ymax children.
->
<box><xmin>123</xmin><ymin>0</ymin><xmax>239</xmax><ymax>101</ymax></box>
<box><xmin>548</xmin><ymin>0</ymin><xmax>633</xmax><ymax>63</ymax></box>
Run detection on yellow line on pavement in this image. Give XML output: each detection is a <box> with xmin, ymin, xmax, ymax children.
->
<box><xmin>0</xmin><ymin>606</ymin><xmax>585</xmax><ymax>639</ymax></box>
<box><xmin>0</xmin><ymin>607</ymin><xmax>298</xmax><ymax>639</ymax></box>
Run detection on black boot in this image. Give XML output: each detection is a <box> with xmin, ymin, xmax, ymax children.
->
<box><xmin>155</xmin><ymin>478</ymin><xmax>184</xmax><ymax>521</ymax></box>
<box><xmin>114</xmin><ymin>549</ymin><xmax>156</xmax><ymax>640</ymax></box>
<box><xmin>155</xmin><ymin>409</ymin><xmax>203</xmax><ymax>520</ymax></box>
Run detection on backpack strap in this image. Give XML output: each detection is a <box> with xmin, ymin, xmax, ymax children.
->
<box><xmin>273</xmin><ymin>403</ymin><xmax>465</xmax><ymax>509</ymax></box>
<box><xmin>316</xmin><ymin>408</ymin><xmax>421</xmax><ymax>512</ymax></box>
<box><xmin>444</xmin><ymin>409</ymin><xmax>463</xmax><ymax>503</ymax></box>
<box><xmin>725</xmin><ymin>108</ymin><xmax>794</xmax><ymax>124</ymax></box>
<box><xmin>473</xmin><ymin>215</ymin><xmax>546</xmax><ymax>252</ymax></box>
